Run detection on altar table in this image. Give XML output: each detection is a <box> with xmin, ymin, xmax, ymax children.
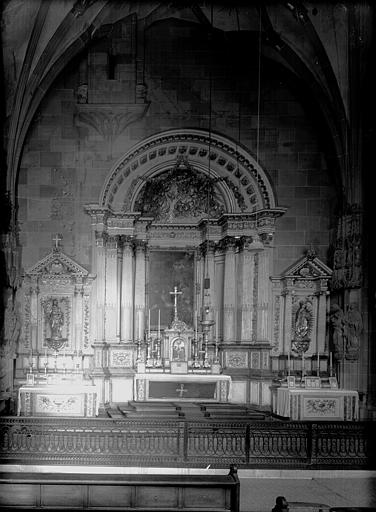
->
<box><xmin>134</xmin><ymin>373</ymin><xmax>231</xmax><ymax>402</ymax></box>
<box><xmin>18</xmin><ymin>382</ymin><xmax>99</xmax><ymax>417</ymax></box>
<box><xmin>272</xmin><ymin>387</ymin><xmax>359</xmax><ymax>421</ymax></box>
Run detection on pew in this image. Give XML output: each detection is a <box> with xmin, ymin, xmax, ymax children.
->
<box><xmin>0</xmin><ymin>465</ymin><xmax>239</xmax><ymax>511</ymax></box>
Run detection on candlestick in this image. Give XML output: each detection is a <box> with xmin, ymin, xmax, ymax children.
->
<box><xmin>317</xmin><ymin>352</ymin><xmax>320</xmax><ymax>376</ymax></box>
<box><xmin>329</xmin><ymin>351</ymin><xmax>333</xmax><ymax>376</ymax></box>
<box><xmin>215</xmin><ymin>311</ymin><xmax>218</xmax><ymax>342</ymax></box>
<box><xmin>138</xmin><ymin>312</ymin><xmax>141</xmax><ymax>339</ymax></box>
<box><xmin>148</xmin><ymin>309</ymin><xmax>151</xmax><ymax>337</ymax></box>
<box><xmin>158</xmin><ymin>309</ymin><xmax>160</xmax><ymax>339</ymax></box>
<box><xmin>44</xmin><ymin>346</ymin><xmax>47</xmax><ymax>358</ymax></box>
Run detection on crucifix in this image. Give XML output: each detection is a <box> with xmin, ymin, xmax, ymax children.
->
<box><xmin>170</xmin><ymin>286</ymin><xmax>182</xmax><ymax>322</ymax></box>
<box><xmin>176</xmin><ymin>383</ymin><xmax>188</xmax><ymax>399</ymax></box>
<box><xmin>52</xmin><ymin>233</ymin><xmax>63</xmax><ymax>250</ymax></box>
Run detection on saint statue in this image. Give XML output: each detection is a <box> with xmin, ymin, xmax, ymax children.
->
<box><xmin>45</xmin><ymin>298</ymin><xmax>64</xmax><ymax>340</ymax></box>
<box><xmin>294</xmin><ymin>300</ymin><xmax>312</xmax><ymax>341</ymax></box>
<box><xmin>344</xmin><ymin>303</ymin><xmax>362</xmax><ymax>359</ymax></box>
<box><xmin>329</xmin><ymin>304</ymin><xmax>345</xmax><ymax>358</ymax></box>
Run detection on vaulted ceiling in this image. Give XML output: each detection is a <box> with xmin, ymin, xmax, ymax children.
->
<box><xmin>1</xmin><ymin>1</ymin><xmax>374</xmax><ymax>226</ymax></box>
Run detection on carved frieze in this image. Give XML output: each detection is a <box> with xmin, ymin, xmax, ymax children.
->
<box><xmin>225</xmin><ymin>350</ymin><xmax>248</xmax><ymax>368</ymax></box>
<box><xmin>134</xmin><ymin>167</ymin><xmax>226</xmax><ymax>222</ymax></box>
<box><xmin>332</xmin><ymin>209</ymin><xmax>362</xmax><ymax>290</ymax></box>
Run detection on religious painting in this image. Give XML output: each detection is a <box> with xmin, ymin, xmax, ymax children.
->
<box><xmin>149</xmin><ymin>251</ymin><xmax>194</xmax><ymax>328</ymax></box>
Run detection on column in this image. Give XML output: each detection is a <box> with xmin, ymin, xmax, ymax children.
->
<box><xmin>94</xmin><ymin>232</ymin><xmax>107</xmax><ymax>341</ymax></box>
<box><xmin>240</xmin><ymin>237</ymin><xmax>255</xmax><ymax>342</ymax></box>
<box><xmin>116</xmin><ymin>236</ymin><xmax>123</xmax><ymax>342</ymax></box>
<box><xmin>201</xmin><ymin>241</ymin><xmax>216</xmax><ymax>321</ymax></box>
<box><xmin>222</xmin><ymin>237</ymin><xmax>236</xmax><ymax>342</ymax></box>
<box><xmin>73</xmin><ymin>284</ymin><xmax>83</xmax><ymax>353</ymax></box>
<box><xmin>134</xmin><ymin>240</ymin><xmax>147</xmax><ymax>339</ymax></box>
<box><xmin>121</xmin><ymin>236</ymin><xmax>134</xmax><ymax>342</ymax></box>
<box><xmin>256</xmin><ymin>245</ymin><xmax>269</xmax><ymax>341</ymax></box>
<box><xmin>105</xmin><ymin>235</ymin><xmax>118</xmax><ymax>341</ymax></box>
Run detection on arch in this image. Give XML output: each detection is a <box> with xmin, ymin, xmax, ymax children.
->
<box><xmin>100</xmin><ymin>129</ymin><xmax>279</xmax><ymax>214</ymax></box>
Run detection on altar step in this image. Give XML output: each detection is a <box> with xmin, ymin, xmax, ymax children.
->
<box><xmin>105</xmin><ymin>401</ymin><xmax>270</xmax><ymax>421</ymax></box>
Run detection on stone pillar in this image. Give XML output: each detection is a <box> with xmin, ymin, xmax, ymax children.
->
<box><xmin>73</xmin><ymin>284</ymin><xmax>83</xmax><ymax>352</ymax></box>
<box><xmin>222</xmin><ymin>237</ymin><xmax>236</xmax><ymax>342</ymax></box>
<box><xmin>201</xmin><ymin>241</ymin><xmax>216</xmax><ymax>321</ymax></box>
<box><xmin>195</xmin><ymin>248</ymin><xmax>203</xmax><ymax>325</ymax></box>
<box><xmin>256</xmin><ymin>245</ymin><xmax>269</xmax><ymax>341</ymax></box>
<box><xmin>134</xmin><ymin>241</ymin><xmax>147</xmax><ymax>340</ymax></box>
<box><xmin>116</xmin><ymin>236</ymin><xmax>123</xmax><ymax>342</ymax></box>
<box><xmin>105</xmin><ymin>235</ymin><xmax>118</xmax><ymax>342</ymax></box>
<box><xmin>240</xmin><ymin>237</ymin><xmax>255</xmax><ymax>342</ymax></box>
<box><xmin>121</xmin><ymin>237</ymin><xmax>134</xmax><ymax>342</ymax></box>
<box><xmin>94</xmin><ymin>232</ymin><xmax>107</xmax><ymax>341</ymax></box>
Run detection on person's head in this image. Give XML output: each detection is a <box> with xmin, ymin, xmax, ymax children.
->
<box><xmin>275</xmin><ymin>496</ymin><xmax>289</xmax><ymax>511</ymax></box>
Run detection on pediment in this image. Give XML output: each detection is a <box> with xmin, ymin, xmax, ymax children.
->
<box><xmin>25</xmin><ymin>249</ymin><xmax>89</xmax><ymax>278</ymax></box>
<box><xmin>281</xmin><ymin>253</ymin><xmax>332</xmax><ymax>280</ymax></box>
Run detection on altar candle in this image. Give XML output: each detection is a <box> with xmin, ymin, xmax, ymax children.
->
<box><xmin>329</xmin><ymin>351</ymin><xmax>333</xmax><ymax>369</ymax></box>
<box><xmin>44</xmin><ymin>346</ymin><xmax>47</xmax><ymax>358</ymax></box>
<box><xmin>148</xmin><ymin>309</ymin><xmax>151</xmax><ymax>337</ymax></box>
<box><xmin>317</xmin><ymin>352</ymin><xmax>320</xmax><ymax>374</ymax></box>
<box><xmin>138</xmin><ymin>312</ymin><xmax>141</xmax><ymax>339</ymax></box>
<box><xmin>158</xmin><ymin>309</ymin><xmax>160</xmax><ymax>338</ymax></box>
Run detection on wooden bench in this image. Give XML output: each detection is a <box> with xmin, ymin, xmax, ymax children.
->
<box><xmin>0</xmin><ymin>465</ymin><xmax>239</xmax><ymax>511</ymax></box>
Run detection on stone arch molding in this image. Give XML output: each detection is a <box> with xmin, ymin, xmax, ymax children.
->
<box><xmin>100</xmin><ymin>129</ymin><xmax>279</xmax><ymax>215</ymax></box>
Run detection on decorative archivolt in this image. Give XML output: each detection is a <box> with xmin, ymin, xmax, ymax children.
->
<box><xmin>100</xmin><ymin>129</ymin><xmax>279</xmax><ymax>215</ymax></box>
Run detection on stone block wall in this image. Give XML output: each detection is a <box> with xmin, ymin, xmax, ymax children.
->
<box><xmin>18</xmin><ymin>18</ymin><xmax>337</xmax><ymax>276</ymax></box>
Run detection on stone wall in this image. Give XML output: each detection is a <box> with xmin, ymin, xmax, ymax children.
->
<box><xmin>18</xmin><ymin>18</ymin><xmax>337</xmax><ymax>276</ymax></box>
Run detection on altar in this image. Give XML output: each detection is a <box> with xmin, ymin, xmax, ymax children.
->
<box><xmin>272</xmin><ymin>387</ymin><xmax>359</xmax><ymax>421</ymax></box>
<box><xmin>134</xmin><ymin>373</ymin><xmax>231</xmax><ymax>402</ymax></box>
<box><xmin>18</xmin><ymin>381</ymin><xmax>99</xmax><ymax>417</ymax></box>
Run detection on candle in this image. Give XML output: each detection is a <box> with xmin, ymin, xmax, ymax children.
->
<box><xmin>138</xmin><ymin>312</ymin><xmax>141</xmax><ymax>339</ymax></box>
<box><xmin>44</xmin><ymin>346</ymin><xmax>47</xmax><ymax>358</ymax></box>
<box><xmin>329</xmin><ymin>351</ymin><xmax>333</xmax><ymax>370</ymax></box>
<box><xmin>158</xmin><ymin>309</ymin><xmax>160</xmax><ymax>339</ymax></box>
<box><xmin>194</xmin><ymin>310</ymin><xmax>197</xmax><ymax>337</ymax></box>
<box><xmin>148</xmin><ymin>309</ymin><xmax>151</xmax><ymax>337</ymax></box>
<box><xmin>317</xmin><ymin>352</ymin><xmax>320</xmax><ymax>375</ymax></box>
<box><xmin>288</xmin><ymin>351</ymin><xmax>290</xmax><ymax>375</ymax></box>
<box><xmin>215</xmin><ymin>311</ymin><xmax>219</xmax><ymax>342</ymax></box>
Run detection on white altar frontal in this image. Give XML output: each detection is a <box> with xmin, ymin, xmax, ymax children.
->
<box><xmin>271</xmin><ymin>386</ymin><xmax>359</xmax><ymax>421</ymax></box>
<box><xmin>18</xmin><ymin>378</ymin><xmax>98</xmax><ymax>417</ymax></box>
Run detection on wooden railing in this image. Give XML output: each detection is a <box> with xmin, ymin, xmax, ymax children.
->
<box><xmin>0</xmin><ymin>417</ymin><xmax>373</xmax><ymax>469</ymax></box>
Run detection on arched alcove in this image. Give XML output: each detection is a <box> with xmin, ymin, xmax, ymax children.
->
<box><xmin>99</xmin><ymin>129</ymin><xmax>280</xmax><ymax>217</ymax></box>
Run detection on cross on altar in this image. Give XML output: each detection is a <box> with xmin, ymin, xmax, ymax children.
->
<box><xmin>170</xmin><ymin>286</ymin><xmax>182</xmax><ymax>322</ymax></box>
<box><xmin>52</xmin><ymin>233</ymin><xmax>63</xmax><ymax>250</ymax></box>
<box><xmin>176</xmin><ymin>383</ymin><xmax>188</xmax><ymax>398</ymax></box>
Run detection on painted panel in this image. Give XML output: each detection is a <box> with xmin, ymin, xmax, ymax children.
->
<box><xmin>149</xmin><ymin>251</ymin><xmax>194</xmax><ymax>327</ymax></box>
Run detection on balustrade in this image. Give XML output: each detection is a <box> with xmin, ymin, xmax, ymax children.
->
<box><xmin>0</xmin><ymin>417</ymin><xmax>372</xmax><ymax>468</ymax></box>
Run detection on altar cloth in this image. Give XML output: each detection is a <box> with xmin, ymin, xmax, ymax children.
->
<box><xmin>272</xmin><ymin>387</ymin><xmax>359</xmax><ymax>421</ymax></box>
<box><xmin>18</xmin><ymin>382</ymin><xmax>99</xmax><ymax>417</ymax></box>
<box><xmin>134</xmin><ymin>373</ymin><xmax>231</xmax><ymax>402</ymax></box>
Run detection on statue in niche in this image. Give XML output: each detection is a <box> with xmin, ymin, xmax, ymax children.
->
<box><xmin>344</xmin><ymin>303</ymin><xmax>362</xmax><ymax>360</ymax></box>
<box><xmin>329</xmin><ymin>304</ymin><xmax>345</xmax><ymax>359</ymax></box>
<box><xmin>44</xmin><ymin>298</ymin><xmax>64</xmax><ymax>340</ymax></box>
<box><xmin>294</xmin><ymin>300</ymin><xmax>312</xmax><ymax>341</ymax></box>
<box><xmin>172</xmin><ymin>339</ymin><xmax>186</xmax><ymax>361</ymax></box>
